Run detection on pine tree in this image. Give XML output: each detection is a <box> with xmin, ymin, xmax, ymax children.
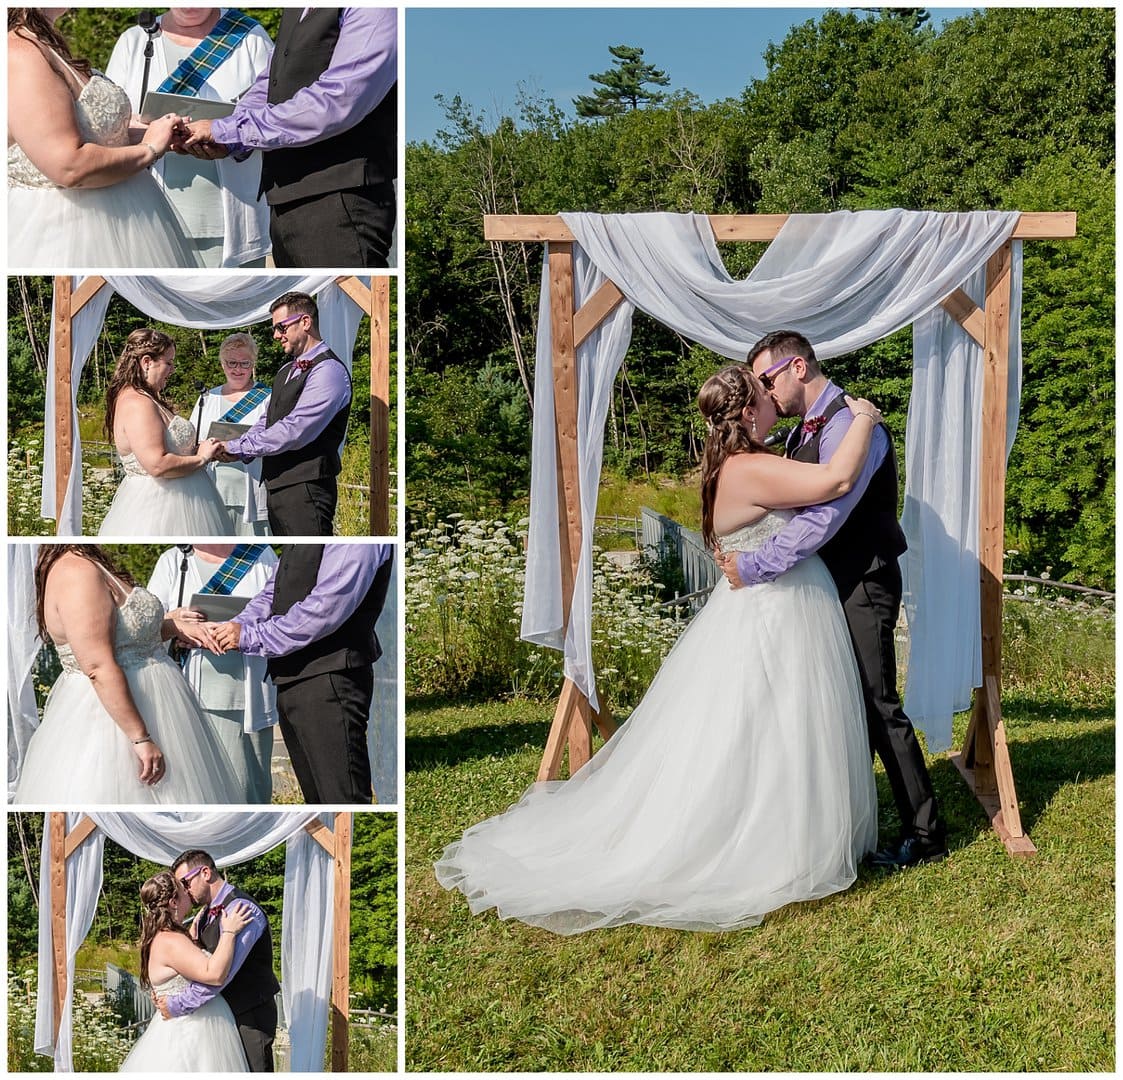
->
<box><xmin>574</xmin><ymin>45</ymin><xmax>670</xmax><ymax>118</ymax></box>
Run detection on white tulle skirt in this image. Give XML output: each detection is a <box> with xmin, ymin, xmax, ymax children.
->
<box><xmin>121</xmin><ymin>995</ymin><xmax>248</xmax><ymax>1072</ymax></box>
<box><xmin>436</xmin><ymin>555</ymin><xmax>878</xmax><ymax>934</ymax></box>
<box><xmin>99</xmin><ymin>470</ymin><xmax>231</xmax><ymax>537</ymax></box>
<box><xmin>13</xmin><ymin>653</ymin><xmax>245</xmax><ymax>805</ymax></box>
<box><xmin>8</xmin><ymin>171</ymin><xmax>200</xmax><ymax>269</ymax></box>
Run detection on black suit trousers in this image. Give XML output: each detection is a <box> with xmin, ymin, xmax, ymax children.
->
<box><xmin>234</xmin><ymin>997</ymin><xmax>277</xmax><ymax>1072</ymax></box>
<box><xmin>266</xmin><ymin>477</ymin><xmax>337</xmax><ymax>536</ymax></box>
<box><xmin>269</xmin><ymin>184</ymin><xmax>395</xmax><ymax>268</ymax></box>
<box><xmin>275</xmin><ymin>666</ymin><xmax>374</xmax><ymax>804</ymax></box>
<box><xmin>838</xmin><ymin>559</ymin><xmax>944</xmax><ymax>843</ymax></box>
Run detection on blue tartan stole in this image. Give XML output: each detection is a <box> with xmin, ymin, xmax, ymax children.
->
<box><xmin>220</xmin><ymin>382</ymin><xmax>270</xmax><ymax>423</ymax></box>
<box><xmin>199</xmin><ymin>544</ymin><xmax>267</xmax><ymax>595</ymax></box>
<box><xmin>156</xmin><ymin>10</ymin><xmax>257</xmax><ymax>96</ymax></box>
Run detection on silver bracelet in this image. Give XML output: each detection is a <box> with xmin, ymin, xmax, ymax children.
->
<box><xmin>132</xmin><ymin>735</ymin><xmax>153</xmax><ymax>745</ymax></box>
<box><xmin>142</xmin><ymin>141</ymin><xmax>162</xmax><ymax>163</ymax></box>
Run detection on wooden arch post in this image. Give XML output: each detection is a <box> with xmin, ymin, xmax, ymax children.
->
<box><xmin>50</xmin><ymin>275</ymin><xmax>391</xmax><ymax>536</ymax></box>
<box><xmin>46</xmin><ymin>812</ymin><xmax>353</xmax><ymax>1069</ymax></box>
<box><xmin>483</xmin><ymin>211</ymin><xmax>1076</xmax><ymax>855</ymax></box>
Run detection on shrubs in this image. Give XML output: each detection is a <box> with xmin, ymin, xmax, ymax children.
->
<box><xmin>406</xmin><ymin>516</ymin><xmax>685</xmax><ymax>711</ymax></box>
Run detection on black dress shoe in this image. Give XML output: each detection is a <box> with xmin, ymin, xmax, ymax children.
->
<box><xmin>869</xmin><ymin>835</ymin><xmax>948</xmax><ymax>871</ymax></box>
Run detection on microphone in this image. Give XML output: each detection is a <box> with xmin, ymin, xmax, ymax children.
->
<box><xmin>763</xmin><ymin>423</ymin><xmax>797</xmax><ymax>448</ymax></box>
<box><xmin>137</xmin><ymin>11</ymin><xmax>159</xmax><ymax>113</ymax></box>
<box><xmin>137</xmin><ymin>10</ymin><xmax>158</xmax><ymax>32</ymax></box>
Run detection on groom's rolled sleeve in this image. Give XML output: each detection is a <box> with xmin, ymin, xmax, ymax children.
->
<box><xmin>735</xmin><ymin>421</ymin><xmax>889</xmax><ymax>586</ymax></box>
<box><xmin>162</xmin><ymin>905</ymin><xmax>267</xmax><ymax>1018</ymax></box>
<box><xmin>224</xmin><ymin>363</ymin><xmax>351</xmax><ymax>460</ymax></box>
<box><xmin>236</xmin><ymin>544</ymin><xmax>393</xmax><ymax>657</ymax></box>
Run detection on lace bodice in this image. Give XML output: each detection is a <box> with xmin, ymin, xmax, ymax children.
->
<box><xmin>151</xmin><ymin>973</ymin><xmax>190</xmax><ymax>996</ymax></box>
<box><xmin>56</xmin><ymin>587</ymin><xmax>165</xmax><ymax>674</ymax></box>
<box><xmin>716</xmin><ymin>510</ymin><xmax>794</xmax><ymax>554</ymax></box>
<box><xmin>121</xmin><ymin>415</ymin><xmax>196</xmax><ymax>477</ymax></box>
<box><xmin>9</xmin><ymin>74</ymin><xmax>132</xmax><ymax>189</ymax></box>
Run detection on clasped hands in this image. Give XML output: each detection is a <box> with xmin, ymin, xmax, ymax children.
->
<box><xmin>197</xmin><ymin>438</ymin><xmax>237</xmax><ymax>463</ymax></box>
<box><xmin>167</xmin><ymin>608</ymin><xmax>243</xmax><ymax>653</ymax></box>
<box><xmin>169</xmin><ymin>117</ymin><xmax>230</xmax><ymax>159</ymax></box>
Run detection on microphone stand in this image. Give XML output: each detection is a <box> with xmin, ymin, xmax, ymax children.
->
<box><xmin>192</xmin><ymin>381</ymin><xmax>207</xmax><ymax>447</ymax></box>
<box><xmin>137</xmin><ymin>10</ymin><xmax>160</xmax><ymax>114</ymax></box>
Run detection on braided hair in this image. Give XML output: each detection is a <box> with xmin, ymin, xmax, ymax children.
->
<box><xmin>138</xmin><ymin>871</ymin><xmax>193</xmax><ymax>991</ymax></box>
<box><xmin>698</xmin><ymin>365</ymin><xmax>769</xmax><ymax>548</ymax></box>
<box><xmin>104</xmin><ymin>329</ymin><xmax>176</xmax><ymax>440</ymax></box>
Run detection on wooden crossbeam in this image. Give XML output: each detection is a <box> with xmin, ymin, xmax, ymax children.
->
<box><xmin>485</xmin><ymin>211</ymin><xmax>1077</xmax><ymax>243</ymax></box>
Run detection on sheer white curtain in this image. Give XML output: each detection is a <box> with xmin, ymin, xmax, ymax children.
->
<box><xmin>33</xmin><ymin>811</ymin><xmax>325</xmax><ymax>1072</ymax></box>
<box><xmin>522</xmin><ymin>210</ymin><xmax>1021</xmax><ymax>744</ymax></box>
<box><xmin>41</xmin><ymin>274</ymin><xmax>368</xmax><ymax>534</ymax></box>
<box><xmin>7</xmin><ymin>543</ymin><xmax>40</xmax><ymax>797</ymax></box>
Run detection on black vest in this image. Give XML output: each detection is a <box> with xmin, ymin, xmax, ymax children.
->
<box><xmin>790</xmin><ymin>392</ymin><xmax>908</xmax><ymax>596</ymax></box>
<box><xmin>198</xmin><ymin>886</ymin><xmax>280</xmax><ymax>1015</ymax></box>
<box><xmin>259</xmin><ymin>7</ymin><xmax>397</xmax><ymax>206</ymax></box>
<box><xmin>261</xmin><ymin>348</ymin><xmax>351</xmax><ymax>491</ymax></box>
<box><xmin>266</xmin><ymin>544</ymin><xmax>392</xmax><ymax>687</ymax></box>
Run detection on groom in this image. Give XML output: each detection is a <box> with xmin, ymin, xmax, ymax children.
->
<box><xmin>715</xmin><ymin>330</ymin><xmax>948</xmax><ymax>869</ymax></box>
<box><xmin>158</xmin><ymin>850</ymin><xmax>280</xmax><ymax>1071</ymax></box>
<box><xmin>217</xmin><ymin>291</ymin><xmax>351</xmax><ymax>536</ymax></box>
<box><xmin>210</xmin><ymin>542</ymin><xmax>395</xmax><ymax>804</ymax></box>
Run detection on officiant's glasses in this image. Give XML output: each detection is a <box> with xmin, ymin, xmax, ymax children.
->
<box><xmin>759</xmin><ymin>355</ymin><xmax>800</xmax><ymax>391</ymax></box>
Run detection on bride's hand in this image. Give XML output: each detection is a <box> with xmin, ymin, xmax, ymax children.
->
<box><xmin>132</xmin><ymin>738</ymin><xmax>165</xmax><ymax>785</ymax></box>
<box><xmin>845</xmin><ymin>395</ymin><xmax>882</xmax><ymax>426</ymax></box>
<box><xmin>220</xmin><ymin>900</ymin><xmax>254</xmax><ymax>936</ymax></box>
<box><xmin>144</xmin><ymin>113</ymin><xmax>187</xmax><ymax>156</ymax></box>
<box><xmin>174</xmin><ymin>618</ymin><xmax>222</xmax><ymax>652</ymax></box>
<box><xmin>197</xmin><ymin>438</ymin><xmax>221</xmax><ymax>463</ymax></box>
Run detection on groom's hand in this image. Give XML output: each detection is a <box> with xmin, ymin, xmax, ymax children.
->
<box><xmin>213</xmin><ymin>621</ymin><xmax>242</xmax><ymax>652</ymax></box>
<box><xmin>178</xmin><ymin>119</ymin><xmax>229</xmax><ymax>159</ymax></box>
<box><xmin>714</xmin><ymin>548</ymin><xmax>745</xmax><ymax>589</ymax></box>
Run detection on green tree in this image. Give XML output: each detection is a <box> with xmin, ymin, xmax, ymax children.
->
<box><xmin>574</xmin><ymin>45</ymin><xmax>670</xmax><ymax>118</ymax></box>
<box><xmin>350</xmin><ymin>814</ymin><xmax>397</xmax><ymax>1008</ymax></box>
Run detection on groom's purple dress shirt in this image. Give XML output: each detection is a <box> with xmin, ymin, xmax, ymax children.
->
<box><xmin>210</xmin><ymin>8</ymin><xmax>397</xmax><ymax>155</ymax></box>
<box><xmin>224</xmin><ymin>340</ymin><xmax>350</xmax><ymax>461</ymax></box>
<box><xmin>235</xmin><ymin>543</ymin><xmax>394</xmax><ymax>656</ymax></box>
<box><xmin>735</xmin><ymin>381</ymin><xmax>890</xmax><ymax>586</ymax></box>
<box><xmin>163</xmin><ymin>882</ymin><xmax>267</xmax><ymax>1018</ymax></box>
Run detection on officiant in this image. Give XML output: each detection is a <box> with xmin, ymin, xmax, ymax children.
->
<box><xmin>195</xmin><ymin>332</ymin><xmax>272</xmax><ymax>536</ymax></box>
<box><xmin>217</xmin><ymin>292</ymin><xmax>351</xmax><ymax>536</ymax></box>
<box><xmin>106</xmin><ymin>7</ymin><xmax>274</xmax><ymax>267</ymax></box>
<box><xmin>148</xmin><ymin>543</ymin><xmax>279</xmax><ymax>804</ymax></box>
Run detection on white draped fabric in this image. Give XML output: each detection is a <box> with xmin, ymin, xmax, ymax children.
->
<box><xmin>7</xmin><ymin>544</ymin><xmax>40</xmax><ymax>798</ymax></box>
<box><xmin>34</xmin><ymin>811</ymin><xmax>327</xmax><ymax>1072</ymax></box>
<box><xmin>522</xmin><ymin>210</ymin><xmax>1021</xmax><ymax>747</ymax></box>
<box><xmin>41</xmin><ymin>274</ymin><xmax>368</xmax><ymax>535</ymax></box>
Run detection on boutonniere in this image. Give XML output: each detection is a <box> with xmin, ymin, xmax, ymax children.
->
<box><xmin>293</xmin><ymin>356</ymin><xmax>316</xmax><ymax>373</ymax></box>
<box><xmin>802</xmin><ymin>415</ymin><xmax>828</xmax><ymax>435</ymax></box>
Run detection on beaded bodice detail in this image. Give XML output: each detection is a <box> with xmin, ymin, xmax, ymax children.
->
<box><xmin>717</xmin><ymin>511</ymin><xmax>793</xmax><ymax>554</ymax></box>
<box><xmin>9</xmin><ymin>75</ymin><xmax>132</xmax><ymax>189</ymax></box>
<box><xmin>56</xmin><ymin>587</ymin><xmax>165</xmax><ymax>674</ymax></box>
<box><xmin>151</xmin><ymin>973</ymin><xmax>190</xmax><ymax>996</ymax></box>
<box><xmin>121</xmin><ymin>415</ymin><xmax>196</xmax><ymax>477</ymax></box>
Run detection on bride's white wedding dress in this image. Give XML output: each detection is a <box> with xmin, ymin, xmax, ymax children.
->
<box><xmin>436</xmin><ymin>512</ymin><xmax>878</xmax><ymax>934</ymax></box>
<box><xmin>98</xmin><ymin>414</ymin><xmax>231</xmax><ymax>537</ymax></box>
<box><xmin>8</xmin><ymin>72</ymin><xmax>199</xmax><ymax>269</ymax></box>
<box><xmin>120</xmin><ymin>972</ymin><xmax>248</xmax><ymax>1073</ymax></box>
<box><xmin>13</xmin><ymin>583</ymin><xmax>244</xmax><ymax>805</ymax></box>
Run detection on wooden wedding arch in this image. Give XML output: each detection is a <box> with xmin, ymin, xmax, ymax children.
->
<box><xmin>50</xmin><ymin>274</ymin><xmax>392</xmax><ymax>536</ymax></box>
<box><xmin>485</xmin><ymin>211</ymin><xmax>1077</xmax><ymax>857</ymax></box>
<box><xmin>47</xmin><ymin>811</ymin><xmax>355</xmax><ymax>1070</ymax></box>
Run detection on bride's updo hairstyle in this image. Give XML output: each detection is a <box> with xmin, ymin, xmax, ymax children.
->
<box><xmin>34</xmin><ymin>545</ymin><xmax>137</xmax><ymax>642</ymax></box>
<box><xmin>139</xmin><ymin>871</ymin><xmax>192</xmax><ymax>990</ymax></box>
<box><xmin>8</xmin><ymin>10</ymin><xmax>93</xmax><ymax>78</ymax></box>
<box><xmin>698</xmin><ymin>365</ymin><xmax>769</xmax><ymax>549</ymax></box>
<box><xmin>104</xmin><ymin>329</ymin><xmax>177</xmax><ymax>440</ymax></box>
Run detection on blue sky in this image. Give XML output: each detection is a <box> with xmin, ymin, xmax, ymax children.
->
<box><xmin>406</xmin><ymin>7</ymin><xmax>977</xmax><ymax>143</ymax></box>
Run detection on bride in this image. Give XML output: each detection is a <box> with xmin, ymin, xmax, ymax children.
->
<box><xmin>7</xmin><ymin>8</ymin><xmax>200</xmax><ymax>268</ymax></box>
<box><xmin>436</xmin><ymin>366</ymin><xmax>880</xmax><ymax>934</ymax></box>
<box><xmin>13</xmin><ymin>545</ymin><xmax>245</xmax><ymax>805</ymax></box>
<box><xmin>121</xmin><ymin>871</ymin><xmax>250</xmax><ymax>1072</ymax></box>
<box><xmin>98</xmin><ymin>328</ymin><xmax>232</xmax><ymax>537</ymax></box>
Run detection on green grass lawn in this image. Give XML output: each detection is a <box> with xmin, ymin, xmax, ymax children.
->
<box><xmin>405</xmin><ymin>690</ymin><xmax>1114</xmax><ymax>1072</ymax></box>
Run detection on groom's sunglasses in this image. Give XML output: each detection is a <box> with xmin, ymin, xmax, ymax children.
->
<box><xmin>178</xmin><ymin>865</ymin><xmax>207</xmax><ymax>888</ymax></box>
<box><xmin>271</xmin><ymin>312</ymin><xmax>307</xmax><ymax>334</ymax></box>
<box><xmin>758</xmin><ymin>356</ymin><xmax>800</xmax><ymax>391</ymax></box>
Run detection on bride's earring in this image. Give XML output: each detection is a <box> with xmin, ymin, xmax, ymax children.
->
<box><xmin>750</xmin><ymin>416</ymin><xmax>758</xmax><ymax>440</ymax></box>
